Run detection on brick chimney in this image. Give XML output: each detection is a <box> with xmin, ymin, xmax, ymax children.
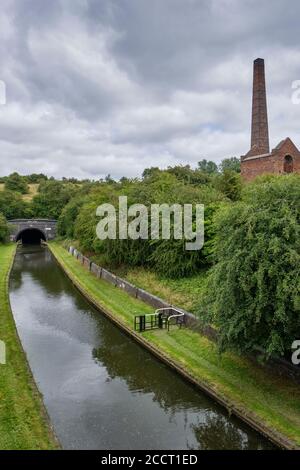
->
<box><xmin>250</xmin><ymin>58</ymin><xmax>269</xmax><ymax>155</ymax></box>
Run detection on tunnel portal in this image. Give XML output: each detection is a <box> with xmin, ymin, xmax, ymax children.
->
<box><xmin>16</xmin><ymin>228</ymin><xmax>46</xmax><ymax>244</ymax></box>
<box><xmin>8</xmin><ymin>219</ymin><xmax>57</xmax><ymax>243</ymax></box>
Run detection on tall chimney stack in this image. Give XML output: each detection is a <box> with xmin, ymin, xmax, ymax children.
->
<box><xmin>250</xmin><ymin>58</ymin><xmax>269</xmax><ymax>155</ymax></box>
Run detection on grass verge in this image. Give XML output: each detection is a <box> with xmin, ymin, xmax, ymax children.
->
<box><xmin>116</xmin><ymin>266</ymin><xmax>208</xmax><ymax>313</ymax></box>
<box><xmin>49</xmin><ymin>242</ymin><xmax>300</xmax><ymax>449</ymax></box>
<box><xmin>0</xmin><ymin>244</ymin><xmax>58</xmax><ymax>450</ymax></box>
<box><xmin>73</xmin><ymin>242</ymin><xmax>209</xmax><ymax>313</ymax></box>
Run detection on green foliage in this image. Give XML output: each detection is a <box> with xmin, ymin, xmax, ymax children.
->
<box><xmin>73</xmin><ymin>172</ymin><xmax>225</xmax><ymax>277</ymax></box>
<box><xmin>26</xmin><ymin>173</ymin><xmax>48</xmax><ymax>184</ymax></box>
<box><xmin>166</xmin><ymin>165</ymin><xmax>211</xmax><ymax>185</ymax></box>
<box><xmin>219</xmin><ymin>157</ymin><xmax>241</xmax><ymax>173</ymax></box>
<box><xmin>74</xmin><ymin>184</ymin><xmax>119</xmax><ymax>253</ymax></box>
<box><xmin>148</xmin><ymin>203</ymin><xmax>221</xmax><ymax>278</ymax></box>
<box><xmin>31</xmin><ymin>180</ymin><xmax>79</xmax><ymax>219</ymax></box>
<box><xmin>213</xmin><ymin>170</ymin><xmax>242</xmax><ymax>201</ymax></box>
<box><xmin>142</xmin><ymin>167</ymin><xmax>161</xmax><ymax>180</ymax></box>
<box><xmin>74</xmin><ymin>200</ymin><xmax>100</xmax><ymax>251</ymax></box>
<box><xmin>201</xmin><ymin>175</ymin><xmax>300</xmax><ymax>358</ymax></box>
<box><xmin>197</xmin><ymin>159</ymin><xmax>218</xmax><ymax>174</ymax></box>
<box><xmin>0</xmin><ymin>213</ymin><xmax>9</xmax><ymax>242</ymax></box>
<box><xmin>149</xmin><ymin>237</ymin><xmax>204</xmax><ymax>278</ymax></box>
<box><xmin>57</xmin><ymin>189</ymin><xmax>90</xmax><ymax>238</ymax></box>
<box><xmin>0</xmin><ymin>190</ymin><xmax>29</xmax><ymax>219</ymax></box>
<box><xmin>5</xmin><ymin>172</ymin><xmax>29</xmax><ymax>194</ymax></box>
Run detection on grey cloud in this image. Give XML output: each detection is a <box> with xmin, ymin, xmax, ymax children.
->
<box><xmin>0</xmin><ymin>0</ymin><xmax>300</xmax><ymax>179</ymax></box>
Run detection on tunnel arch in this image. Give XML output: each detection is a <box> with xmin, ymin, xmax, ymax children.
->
<box><xmin>16</xmin><ymin>228</ymin><xmax>46</xmax><ymax>244</ymax></box>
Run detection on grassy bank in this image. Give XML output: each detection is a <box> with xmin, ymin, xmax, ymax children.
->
<box><xmin>67</xmin><ymin>240</ymin><xmax>208</xmax><ymax>313</ymax></box>
<box><xmin>116</xmin><ymin>266</ymin><xmax>208</xmax><ymax>313</ymax></box>
<box><xmin>50</xmin><ymin>242</ymin><xmax>300</xmax><ymax>449</ymax></box>
<box><xmin>0</xmin><ymin>183</ymin><xmax>39</xmax><ymax>201</ymax></box>
<box><xmin>0</xmin><ymin>244</ymin><xmax>58</xmax><ymax>450</ymax></box>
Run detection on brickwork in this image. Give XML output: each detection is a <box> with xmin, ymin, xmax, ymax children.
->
<box><xmin>242</xmin><ymin>138</ymin><xmax>300</xmax><ymax>181</ymax></box>
<box><xmin>249</xmin><ymin>58</ymin><xmax>269</xmax><ymax>156</ymax></box>
<box><xmin>241</xmin><ymin>59</ymin><xmax>300</xmax><ymax>181</ymax></box>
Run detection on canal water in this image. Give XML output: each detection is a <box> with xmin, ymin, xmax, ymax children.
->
<box><xmin>9</xmin><ymin>245</ymin><xmax>274</xmax><ymax>450</ymax></box>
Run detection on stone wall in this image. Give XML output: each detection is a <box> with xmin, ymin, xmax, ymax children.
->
<box><xmin>8</xmin><ymin>219</ymin><xmax>57</xmax><ymax>242</ymax></box>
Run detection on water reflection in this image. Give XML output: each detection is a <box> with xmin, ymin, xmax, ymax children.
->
<box><xmin>9</xmin><ymin>245</ymin><xmax>274</xmax><ymax>450</ymax></box>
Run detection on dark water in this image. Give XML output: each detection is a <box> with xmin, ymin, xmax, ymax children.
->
<box><xmin>9</xmin><ymin>245</ymin><xmax>274</xmax><ymax>450</ymax></box>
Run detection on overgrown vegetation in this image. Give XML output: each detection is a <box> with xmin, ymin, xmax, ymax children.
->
<box><xmin>71</xmin><ymin>168</ymin><xmax>228</xmax><ymax>278</ymax></box>
<box><xmin>114</xmin><ymin>266</ymin><xmax>209</xmax><ymax>313</ymax></box>
<box><xmin>0</xmin><ymin>190</ymin><xmax>29</xmax><ymax>219</ymax></box>
<box><xmin>31</xmin><ymin>180</ymin><xmax>80</xmax><ymax>219</ymax></box>
<box><xmin>201</xmin><ymin>175</ymin><xmax>300</xmax><ymax>358</ymax></box>
<box><xmin>4</xmin><ymin>172</ymin><xmax>29</xmax><ymax>194</ymax></box>
<box><xmin>0</xmin><ymin>213</ymin><xmax>9</xmax><ymax>243</ymax></box>
<box><xmin>2</xmin><ymin>162</ymin><xmax>299</xmax><ymax>361</ymax></box>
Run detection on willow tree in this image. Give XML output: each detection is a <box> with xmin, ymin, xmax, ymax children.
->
<box><xmin>202</xmin><ymin>175</ymin><xmax>300</xmax><ymax>358</ymax></box>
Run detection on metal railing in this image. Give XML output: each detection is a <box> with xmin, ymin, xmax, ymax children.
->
<box><xmin>134</xmin><ymin>308</ymin><xmax>185</xmax><ymax>333</ymax></box>
<box><xmin>167</xmin><ymin>313</ymin><xmax>185</xmax><ymax>331</ymax></box>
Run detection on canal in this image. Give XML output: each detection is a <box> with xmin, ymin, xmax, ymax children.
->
<box><xmin>9</xmin><ymin>245</ymin><xmax>274</xmax><ymax>450</ymax></box>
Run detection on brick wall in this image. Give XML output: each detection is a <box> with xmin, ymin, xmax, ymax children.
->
<box><xmin>241</xmin><ymin>138</ymin><xmax>300</xmax><ymax>181</ymax></box>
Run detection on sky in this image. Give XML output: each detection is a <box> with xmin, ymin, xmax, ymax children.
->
<box><xmin>1</xmin><ymin>0</ymin><xmax>300</xmax><ymax>180</ymax></box>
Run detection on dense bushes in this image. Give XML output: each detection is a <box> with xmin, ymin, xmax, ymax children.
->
<box><xmin>31</xmin><ymin>180</ymin><xmax>79</xmax><ymax>219</ymax></box>
<box><xmin>0</xmin><ymin>190</ymin><xmax>29</xmax><ymax>219</ymax></box>
<box><xmin>71</xmin><ymin>173</ymin><xmax>226</xmax><ymax>276</ymax></box>
<box><xmin>0</xmin><ymin>213</ymin><xmax>9</xmax><ymax>242</ymax></box>
<box><xmin>1</xmin><ymin>165</ymin><xmax>299</xmax><ymax>360</ymax></box>
<box><xmin>4</xmin><ymin>172</ymin><xmax>28</xmax><ymax>194</ymax></box>
<box><xmin>212</xmin><ymin>170</ymin><xmax>242</xmax><ymax>201</ymax></box>
<box><xmin>201</xmin><ymin>175</ymin><xmax>300</xmax><ymax>358</ymax></box>
<box><xmin>57</xmin><ymin>197</ymin><xmax>86</xmax><ymax>238</ymax></box>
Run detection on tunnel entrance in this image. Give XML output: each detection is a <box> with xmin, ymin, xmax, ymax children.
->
<box><xmin>16</xmin><ymin>228</ymin><xmax>46</xmax><ymax>244</ymax></box>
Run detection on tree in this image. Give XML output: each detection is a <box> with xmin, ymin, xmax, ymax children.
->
<box><xmin>5</xmin><ymin>172</ymin><xmax>28</xmax><ymax>194</ymax></box>
<box><xmin>142</xmin><ymin>167</ymin><xmax>161</xmax><ymax>180</ymax></box>
<box><xmin>219</xmin><ymin>157</ymin><xmax>241</xmax><ymax>173</ymax></box>
<box><xmin>166</xmin><ymin>165</ymin><xmax>211</xmax><ymax>185</ymax></box>
<box><xmin>72</xmin><ymin>171</ymin><xmax>226</xmax><ymax>274</ymax></box>
<box><xmin>0</xmin><ymin>213</ymin><xmax>9</xmax><ymax>242</ymax></box>
<box><xmin>74</xmin><ymin>184</ymin><xmax>119</xmax><ymax>254</ymax></box>
<box><xmin>213</xmin><ymin>170</ymin><xmax>242</xmax><ymax>201</ymax></box>
<box><xmin>197</xmin><ymin>159</ymin><xmax>218</xmax><ymax>174</ymax></box>
<box><xmin>0</xmin><ymin>190</ymin><xmax>29</xmax><ymax>219</ymax></box>
<box><xmin>104</xmin><ymin>174</ymin><xmax>115</xmax><ymax>184</ymax></box>
<box><xmin>57</xmin><ymin>194</ymin><xmax>88</xmax><ymax>238</ymax></box>
<box><xmin>201</xmin><ymin>175</ymin><xmax>300</xmax><ymax>358</ymax></box>
<box><xmin>26</xmin><ymin>173</ymin><xmax>48</xmax><ymax>184</ymax></box>
<box><xmin>31</xmin><ymin>181</ymin><xmax>79</xmax><ymax>219</ymax></box>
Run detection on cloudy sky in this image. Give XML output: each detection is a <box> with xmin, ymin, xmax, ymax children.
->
<box><xmin>1</xmin><ymin>0</ymin><xmax>300</xmax><ymax>179</ymax></box>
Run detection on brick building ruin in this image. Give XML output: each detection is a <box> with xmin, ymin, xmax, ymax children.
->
<box><xmin>241</xmin><ymin>58</ymin><xmax>300</xmax><ymax>181</ymax></box>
